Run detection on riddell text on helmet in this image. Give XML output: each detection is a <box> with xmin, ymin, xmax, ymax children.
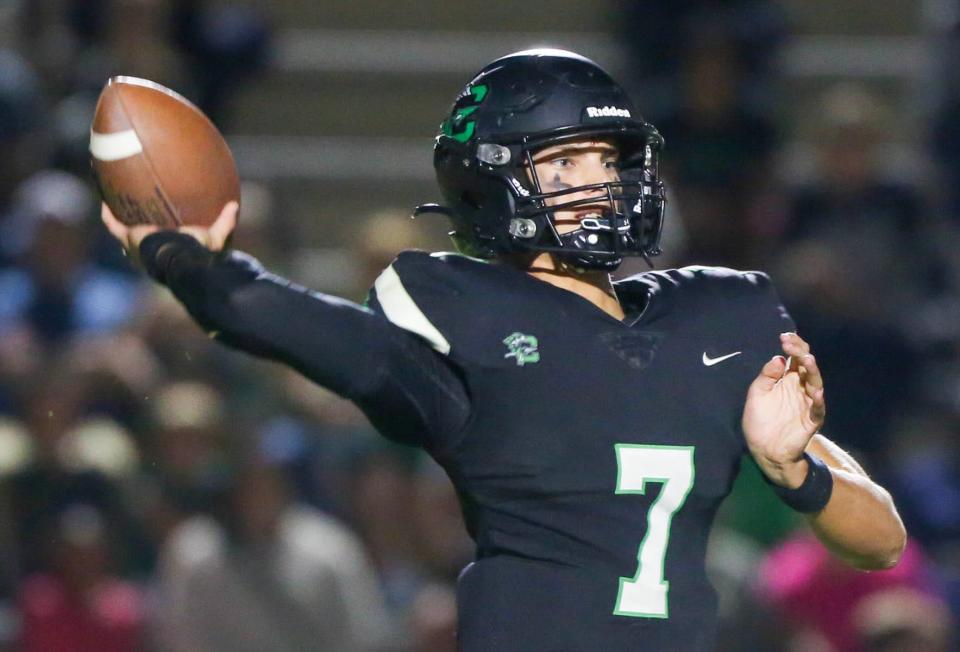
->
<box><xmin>585</xmin><ymin>106</ymin><xmax>631</xmax><ymax>118</ymax></box>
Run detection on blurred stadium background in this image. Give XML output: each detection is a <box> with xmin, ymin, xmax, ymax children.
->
<box><xmin>0</xmin><ymin>1</ymin><xmax>959</xmax><ymax>650</ymax></box>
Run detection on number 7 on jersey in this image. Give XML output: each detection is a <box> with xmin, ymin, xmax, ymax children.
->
<box><xmin>613</xmin><ymin>444</ymin><xmax>696</xmax><ymax>618</ymax></box>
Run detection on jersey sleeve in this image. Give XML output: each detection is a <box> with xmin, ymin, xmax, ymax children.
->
<box><xmin>138</xmin><ymin>232</ymin><xmax>470</xmax><ymax>449</ymax></box>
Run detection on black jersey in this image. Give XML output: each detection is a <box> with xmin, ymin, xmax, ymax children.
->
<box><xmin>141</xmin><ymin>234</ymin><xmax>793</xmax><ymax>652</ymax></box>
<box><xmin>366</xmin><ymin>251</ymin><xmax>794</xmax><ymax>651</ymax></box>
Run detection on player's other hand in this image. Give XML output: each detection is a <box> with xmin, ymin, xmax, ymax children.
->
<box><xmin>101</xmin><ymin>201</ymin><xmax>239</xmax><ymax>265</ymax></box>
<box><xmin>742</xmin><ymin>332</ymin><xmax>826</xmax><ymax>489</ymax></box>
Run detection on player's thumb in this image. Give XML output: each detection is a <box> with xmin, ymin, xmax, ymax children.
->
<box><xmin>209</xmin><ymin>201</ymin><xmax>239</xmax><ymax>250</ymax></box>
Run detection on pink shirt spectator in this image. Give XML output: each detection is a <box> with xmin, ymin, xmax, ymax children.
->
<box><xmin>19</xmin><ymin>574</ymin><xmax>144</xmax><ymax>652</ymax></box>
<box><xmin>757</xmin><ymin>534</ymin><xmax>936</xmax><ymax>652</ymax></box>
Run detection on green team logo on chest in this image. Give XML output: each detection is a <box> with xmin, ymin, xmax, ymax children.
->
<box><xmin>503</xmin><ymin>332</ymin><xmax>540</xmax><ymax>366</ymax></box>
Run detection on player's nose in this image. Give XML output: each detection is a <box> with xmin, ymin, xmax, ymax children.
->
<box><xmin>578</xmin><ymin>170</ymin><xmax>613</xmax><ymax>197</ymax></box>
<box><xmin>583</xmin><ymin>159</ymin><xmax>618</xmax><ymax>186</ymax></box>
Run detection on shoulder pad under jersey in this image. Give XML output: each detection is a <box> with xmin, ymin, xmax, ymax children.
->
<box><xmin>366</xmin><ymin>250</ymin><xmax>512</xmax><ymax>359</ymax></box>
<box><xmin>621</xmin><ymin>265</ymin><xmax>783</xmax><ymax>310</ymax></box>
<box><xmin>671</xmin><ymin>265</ymin><xmax>792</xmax><ymax>333</ymax></box>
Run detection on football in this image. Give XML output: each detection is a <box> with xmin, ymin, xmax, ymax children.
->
<box><xmin>90</xmin><ymin>76</ymin><xmax>240</xmax><ymax>228</ymax></box>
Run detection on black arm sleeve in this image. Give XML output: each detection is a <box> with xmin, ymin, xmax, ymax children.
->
<box><xmin>139</xmin><ymin>232</ymin><xmax>470</xmax><ymax>449</ymax></box>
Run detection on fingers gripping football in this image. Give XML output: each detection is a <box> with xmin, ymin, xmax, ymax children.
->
<box><xmin>101</xmin><ymin>202</ymin><xmax>159</xmax><ymax>265</ymax></box>
<box><xmin>177</xmin><ymin>201</ymin><xmax>239</xmax><ymax>251</ymax></box>
<box><xmin>101</xmin><ymin>200</ymin><xmax>238</xmax><ymax>266</ymax></box>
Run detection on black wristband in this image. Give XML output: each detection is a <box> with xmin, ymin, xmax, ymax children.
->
<box><xmin>139</xmin><ymin>231</ymin><xmax>211</xmax><ymax>284</ymax></box>
<box><xmin>767</xmin><ymin>452</ymin><xmax>834</xmax><ymax>513</ymax></box>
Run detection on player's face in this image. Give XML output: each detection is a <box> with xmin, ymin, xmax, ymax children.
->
<box><xmin>528</xmin><ymin>139</ymin><xmax>620</xmax><ymax>235</ymax></box>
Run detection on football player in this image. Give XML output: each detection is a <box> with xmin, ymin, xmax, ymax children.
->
<box><xmin>102</xmin><ymin>49</ymin><xmax>905</xmax><ymax>651</ymax></box>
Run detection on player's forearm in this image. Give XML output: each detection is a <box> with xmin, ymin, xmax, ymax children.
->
<box><xmin>139</xmin><ymin>232</ymin><xmax>399</xmax><ymax>397</ymax></box>
<box><xmin>804</xmin><ymin>435</ymin><xmax>906</xmax><ymax>570</ymax></box>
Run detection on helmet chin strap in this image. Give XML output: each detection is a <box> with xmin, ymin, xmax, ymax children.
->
<box><xmin>553</xmin><ymin>222</ymin><xmax>625</xmax><ymax>271</ymax></box>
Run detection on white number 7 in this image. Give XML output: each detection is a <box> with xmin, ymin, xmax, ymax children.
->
<box><xmin>613</xmin><ymin>444</ymin><xmax>696</xmax><ymax>618</ymax></box>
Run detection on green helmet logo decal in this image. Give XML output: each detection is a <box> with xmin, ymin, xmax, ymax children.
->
<box><xmin>441</xmin><ymin>83</ymin><xmax>489</xmax><ymax>143</ymax></box>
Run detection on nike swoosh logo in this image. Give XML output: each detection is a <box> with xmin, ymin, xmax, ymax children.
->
<box><xmin>702</xmin><ymin>351</ymin><xmax>741</xmax><ymax>366</ymax></box>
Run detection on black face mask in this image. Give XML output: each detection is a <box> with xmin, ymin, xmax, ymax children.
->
<box><xmin>507</xmin><ymin>169</ymin><xmax>663</xmax><ymax>271</ymax></box>
<box><xmin>503</xmin><ymin>142</ymin><xmax>666</xmax><ymax>271</ymax></box>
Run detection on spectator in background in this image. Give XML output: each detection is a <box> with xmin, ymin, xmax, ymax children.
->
<box><xmin>134</xmin><ymin>289</ymin><xmax>244</xmax><ymax>389</ymax></box>
<box><xmin>931</xmin><ymin>2</ymin><xmax>960</xmax><ymax>221</ymax></box>
<box><xmin>618</xmin><ymin>0</ymin><xmax>786</xmax><ymax>271</ymax></box>
<box><xmin>154</xmin><ymin>455</ymin><xmax>392</xmax><ymax>652</ymax></box>
<box><xmin>0</xmin><ymin>50</ymin><xmax>51</xmax><ymax>268</ymax></box>
<box><xmin>772</xmin><ymin>84</ymin><xmax>929</xmax><ymax>462</ymax></box>
<box><xmin>0</xmin><ymin>170</ymin><xmax>142</xmax><ymax>343</ymax></box>
<box><xmin>355</xmin><ymin>208</ymin><xmax>442</xmax><ymax>293</ymax></box>
<box><xmin>773</xmin><ymin>237</ymin><xmax>915</xmax><ymax>462</ymax></box>
<box><xmin>20</xmin><ymin>0</ymin><xmax>182</xmax><ymax>95</ymax></box>
<box><xmin>58</xmin><ymin>332</ymin><xmax>162</xmax><ymax>429</ymax></box>
<box><xmin>409</xmin><ymin>458</ymin><xmax>473</xmax><ymax>584</ymax></box>
<box><xmin>0</xmin><ymin>417</ymin><xmax>32</xmax><ymax>614</ymax></box>
<box><xmin>345</xmin><ymin>439</ymin><xmax>422</xmax><ymax>616</ymax></box>
<box><xmin>18</xmin><ymin>504</ymin><xmax>145</xmax><ymax>652</ymax></box>
<box><xmin>4</xmin><ymin>372</ymin><xmax>142</xmax><ymax>581</ymax></box>
<box><xmin>884</xmin><ymin>413</ymin><xmax>960</xmax><ymax>553</ymax></box>
<box><xmin>169</xmin><ymin>0</ymin><xmax>272</xmax><ymax>126</ymax></box>
<box><xmin>853</xmin><ymin>588</ymin><xmax>953</xmax><ymax>652</ymax></box>
<box><xmin>146</xmin><ymin>381</ymin><xmax>233</xmax><ymax>516</ymax></box>
<box><xmin>780</xmin><ymin>84</ymin><xmax>930</xmax><ymax>280</ymax></box>
<box><xmin>654</xmin><ymin>36</ymin><xmax>779</xmax><ymax>267</ymax></box>
<box><xmin>0</xmin><ymin>322</ymin><xmax>42</xmax><ymax>416</ymax></box>
<box><xmin>757</xmin><ymin>534</ymin><xmax>952</xmax><ymax>652</ymax></box>
<box><xmin>881</xmin><ymin>412</ymin><xmax>960</xmax><ymax>623</ymax></box>
<box><xmin>619</xmin><ymin>0</ymin><xmax>787</xmax><ymax>123</ymax></box>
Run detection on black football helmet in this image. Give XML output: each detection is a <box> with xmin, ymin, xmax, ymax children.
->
<box><xmin>417</xmin><ymin>48</ymin><xmax>666</xmax><ymax>270</ymax></box>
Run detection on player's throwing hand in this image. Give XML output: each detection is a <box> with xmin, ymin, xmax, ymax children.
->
<box><xmin>742</xmin><ymin>332</ymin><xmax>827</xmax><ymax>489</ymax></box>
<box><xmin>101</xmin><ymin>200</ymin><xmax>239</xmax><ymax>265</ymax></box>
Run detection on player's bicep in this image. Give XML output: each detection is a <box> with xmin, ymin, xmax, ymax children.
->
<box><xmin>350</xmin><ymin>324</ymin><xmax>471</xmax><ymax>449</ymax></box>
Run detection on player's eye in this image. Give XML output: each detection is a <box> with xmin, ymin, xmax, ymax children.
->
<box><xmin>551</xmin><ymin>158</ymin><xmax>573</xmax><ymax>168</ymax></box>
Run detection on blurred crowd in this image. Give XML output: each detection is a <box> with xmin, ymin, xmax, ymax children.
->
<box><xmin>0</xmin><ymin>1</ymin><xmax>959</xmax><ymax>651</ymax></box>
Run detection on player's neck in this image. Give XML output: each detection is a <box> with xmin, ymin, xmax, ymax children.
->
<box><xmin>522</xmin><ymin>252</ymin><xmax>625</xmax><ymax>321</ymax></box>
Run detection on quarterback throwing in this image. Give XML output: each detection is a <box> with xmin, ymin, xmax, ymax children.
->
<box><xmin>102</xmin><ymin>49</ymin><xmax>905</xmax><ymax>651</ymax></box>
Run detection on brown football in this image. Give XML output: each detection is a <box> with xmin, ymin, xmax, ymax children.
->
<box><xmin>90</xmin><ymin>76</ymin><xmax>239</xmax><ymax>228</ymax></box>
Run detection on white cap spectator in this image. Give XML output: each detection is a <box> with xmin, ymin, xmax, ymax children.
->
<box><xmin>0</xmin><ymin>416</ymin><xmax>33</xmax><ymax>476</ymax></box>
<box><xmin>2</xmin><ymin>169</ymin><xmax>94</xmax><ymax>261</ymax></box>
<box><xmin>57</xmin><ymin>417</ymin><xmax>140</xmax><ymax>478</ymax></box>
<box><xmin>154</xmin><ymin>381</ymin><xmax>226</xmax><ymax>431</ymax></box>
